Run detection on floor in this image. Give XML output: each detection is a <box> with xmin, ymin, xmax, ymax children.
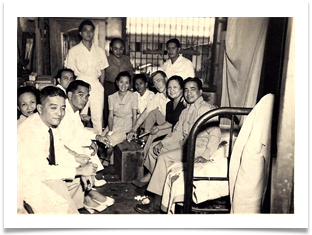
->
<box><xmin>78</xmin><ymin>164</ymin><xmax>159</xmax><ymax>214</ymax></box>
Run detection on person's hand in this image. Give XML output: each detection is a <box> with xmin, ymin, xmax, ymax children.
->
<box><xmin>153</xmin><ymin>142</ymin><xmax>163</xmax><ymax>156</ymax></box>
<box><xmin>90</xmin><ymin>141</ymin><xmax>98</xmax><ymax>156</ymax></box>
<box><xmin>75</xmin><ymin>154</ymin><xmax>91</xmax><ymax>166</ymax></box>
<box><xmin>79</xmin><ymin>162</ymin><xmax>97</xmax><ymax>176</ymax></box>
<box><xmin>194</xmin><ymin>156</ymin><xmax>208</xmax><ymax>164</ymax></box>
<box><xmin>81</xmin><ymin>175</ymin><xmax>95</xmax><ymax>191</ymax></box>
<box><xmin>126</xmin><ymin>131</ymin><xmax>137</xmax><ymax>142</ymax></box>
<box><xmin>96</xmin><ymin>135</ymin><xmax>111</xmax><ymax>148</ymax></box>
<box><xmin>150</xmin><ymin>126</ymin><xmax>159</xmax><ymax>135</ymax></box>
<box><xmin>80</xmin><ymin>114</ymin><xmax>91</xmax><ymax>122</ymax></box>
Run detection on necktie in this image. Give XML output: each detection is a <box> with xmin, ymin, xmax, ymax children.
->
<box><xmin>48</xmin><ymin>128</ymin><xmax>56</xmax><ymax>165</ymax></box>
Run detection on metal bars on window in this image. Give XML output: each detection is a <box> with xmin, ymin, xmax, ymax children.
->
<box><xmin>126</xmin><ymin>17</ymin><xmax>215</xmax><ymax>85</ymax></box>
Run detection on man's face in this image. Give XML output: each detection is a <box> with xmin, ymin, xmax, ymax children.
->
<box><xmin>134</xmin><ymin>78</ymin><xmax>148</xmax><ymax>96</ymax></box>
<box><xmin>111</xmin><ymin>41</ymin><xmax>124</xmax><ymax>58</ymax></box>
<box><xmin>37</xmin><ymin>96</ymin><xmax>66</xmax><ymax>127</ymax></box>
<box><xmin>167</xmin><ymin>42</ymin><xmax>180</xmax><ymax>62</ymax></box>
<box><xmin>184</xmin><ymin>81</ymin><xmax>202</xmax><ymax>104</ymax></box>
<box><xmin>58</xmin><ymin>71</ymin><xmax>75</xmax><ymax>90</ymax></box>
<box><xmin>152</xmin><ymin>74</ymin><xmax>167</xmax><ymax>93</ymax></box>
<box><xmin>80</xmin><ymin>25</ymin><xmax>94</xmax><ymax>42</ymax></box>
<box><xmin>68</xmin><ymin>85</ymin><xmax>90</xmax><ymax>112</ymax></box>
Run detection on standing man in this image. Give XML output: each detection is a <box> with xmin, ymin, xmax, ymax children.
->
<box><xmin>161</xmin><ymin>38</ymin><xmax>195</xmax><ymax>80</ymax></box>
<box><xmin>65</xmin><ymin>19</ymin><xmax>109</xmax><ymax>134</ymax></box>
<box><xmin>135</xmin><ymin>77</ymin><xmax>221</xmax><ymax>214</ymax></box>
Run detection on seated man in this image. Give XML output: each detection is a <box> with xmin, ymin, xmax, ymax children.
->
<box><xmin>127</xmin><ymin>70</ymin><xmax>170</xmax><ymax>140</ymax></box>
<box><xmin>57</xmin><ymin>80</ymin><xmax>106</xmax><ymax>187</ymax></box>
<box><xmin>134</xmin><ymin>77</ymin><xmax>221</xmax><ymax>214</ymax></box>
<box><xmin>17</xmin><ymin>86</ymin><xmax>113</xmax><ymax>214</ymax></box>
<box><xmin>54</xmin><ymin>68</ymin><xmax>76</xmax><ymax>93</ymax></box>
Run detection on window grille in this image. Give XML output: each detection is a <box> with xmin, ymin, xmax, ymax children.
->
<box><xmin>126</xmin><ymin>17</ymin><xmax>215</xmax><ymax>85</ymax></box>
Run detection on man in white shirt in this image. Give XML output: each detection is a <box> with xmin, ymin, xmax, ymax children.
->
<box><xmin>161</xmin><ymin>38</ymin><xmax>195</xmax><ymax>80</ymax></box>
<box><xmin>54</xmin><ymin>68</ymin><xmax>76</xmax><ymax>93</ymax></box>
<box><xmin>17</xmin><ymin>86</ymin><xmax>98</xmax><ymax>214</ymax></box>
<box><xmin>65</xmin><ymin>19</ymin><xmax>109</xmax><ymax>134</ymax></box>
<box><xmin>127</xmin><ymin>71</ymin><xmax>170</xmax><ymax>140</ymax></box>
<box><xmin>57</xmin><ymin>80</ymin><xmax>106</xmax><ymax>187</ymax></box>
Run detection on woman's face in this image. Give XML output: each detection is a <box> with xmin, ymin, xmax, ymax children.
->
<box><xmin>167</xmin><ymin>79</ymin><xmax>183</xmax><ymax>99</ymax></box>
<box><xmin>117</xmin><ymin>76</ymin><xmax>130</xmax><ymax>92</ymax></box>
<box><xmin>18</xmin><ymin>92</ymin><xmax>37</xmax><ymax>117</ymax></box>
<box><xmin>111</xmin><ymin>41</ymin><xmax>124</xmax><ymax>58</ymax></box>
<box><xmin>134</xmin><ymin>78</ymin><xmax>148</xmax><ymax>96</ymax></box>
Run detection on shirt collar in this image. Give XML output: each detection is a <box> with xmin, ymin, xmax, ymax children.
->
<box><xmin>65</xmin><ymin>98</ymin><xmax>76</xmax><ymax>114</ymax></box>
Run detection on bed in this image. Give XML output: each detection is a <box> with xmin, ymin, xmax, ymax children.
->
<box><xmin>160</xmin><ymin>94</ymin><xmax>274</xmax><ymax>214</ymax></box>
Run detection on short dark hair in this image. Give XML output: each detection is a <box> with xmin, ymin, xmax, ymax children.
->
<box><xmin>109</xmin><ymin>38</ymin><xmax>124</xmax><ymax>54</ymax></box>
<box><xmin>78</xmin><ymin>20</ymin><xmax>95</xmax><ymax>33</ymax></box>
<box><xmin>167</xmin><ymin>75</ymin><xmax>184</xmax><ymax>90</ymax></box>
<box><xmin>39</xmin><ymin>86</ymin><xmax>67</xmax><ymax>104</ymax></box>
<box><xmin>133</xmin><ymin>73</ymin><xmax>147</xmax><ymax>83</ymax></box>
<box><xmin>54</xmin><ymin>68</ymin><xmax>76</xmax><ymax>84</ymax></box>
<box><xmin>17</xmin><ymin>86</ymin><xmax>40</xmax><ymax>105</ymax></box>
<box><xmin>116</xmin><ymin>71</ymin><xmax>131</xmax><ymax>83</ymax></box>
<box><xmin>183</xmin><ymin>77</ymin><xmax>203</xmax><ymax>90</ymax></box>
<box><xmin>66</xmin><ymin>80</ymin><xmax>90</xmax><ymax>94</ymax></box>
<box><xmin>166</xmin><ymin>38</ymin><xmax>181</xmax><ymax>48</ymax></box>
<box><xmin>54</xmin><ymin>68</ymin><xmax>75</xmax><ymax>79</ymax></box>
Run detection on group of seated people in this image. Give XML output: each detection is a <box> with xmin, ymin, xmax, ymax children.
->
<box><xmin>17</xmin><ymin>24</ymin><xmax>222</xmax><ymax>214</ymax></box>
<box><xmin>17</xmin><ymin>70</ymin><xmax>221</xmax><ymax>215</ymax></box>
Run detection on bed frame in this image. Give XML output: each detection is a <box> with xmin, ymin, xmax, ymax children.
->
<box><xmin>183</xmin><ymin>107</ymin><xmax>252</xmax><ymax>214</ymax></box>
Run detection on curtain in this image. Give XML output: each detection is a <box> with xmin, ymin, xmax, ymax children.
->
<box><xmin>221</xmin><ymin>17</ymin><xmax>269</xmax><ymax>111</ymax></box>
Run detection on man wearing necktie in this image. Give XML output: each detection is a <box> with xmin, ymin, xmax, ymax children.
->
<box><xmin>135</xmin><ymin>77</ymin><xmax>222</xmax><ymax>214</ymax></box>
<box><xmin>17</xmin><ymin>86</ymin><xmax>99</xmax><ymax>214</ymax></box>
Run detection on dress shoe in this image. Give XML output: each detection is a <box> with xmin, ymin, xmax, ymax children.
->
<box><xmin>94</xmin><ymin>196</ymin><xmax>115</xmax><ymax>207</ymax></box>
<box><xmin>134</xmin><ymin>203</ymin><xmax>160</xmax><ymax>214</ymax></box>
<box><xmin>84</xmin><ymin>201</ymin><xmax>108</xmax><ymax>213</ymax></box>
<box><xmin>94</xmin><ymin>179</ymin><xmax>107</xmax><ymax>187</ymax></box>
<box><xmin>132</xmin><ymin>179</ymin><xmax>148</xmax><ymax>188</ymax></box>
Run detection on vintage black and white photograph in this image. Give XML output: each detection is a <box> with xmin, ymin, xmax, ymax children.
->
<box><xmin>3</xmin><ymin>0</ymin><xmax>309</xmax><ymax>230</ymax></box>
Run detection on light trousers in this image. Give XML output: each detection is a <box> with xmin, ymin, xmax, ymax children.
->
<box><xmin>43</xmin><ymin>178</ymin><xmax>84</xmax><ymax>214</ymax></box>
<box><xmin>147</xmin><ymin>147</ymin><xmax>184</xmax><ymax>196</ymax></box>
<box><xmin>78</xmin><ymin>76</ymin><xmax>104</xmax><ymax>135</ymax></box>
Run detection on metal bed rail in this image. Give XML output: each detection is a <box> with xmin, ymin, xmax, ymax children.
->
<box><xmin>183</xmin><ymin>107</ymin><xmax>252</xmax><ymax>214</ymax></box>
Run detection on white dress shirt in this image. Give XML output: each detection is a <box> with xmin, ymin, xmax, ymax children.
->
<box><xmin>17</xmin><ymin>113</ymin><xmax>77</xmax><ymax>181</ymax></box>
<box><xmin>161</xmin><ymin>54</ymin><xmax>195</xmax><ymax>80</ymax></box>
<box><xmin>134</xmin><ymin>89</ymin><xmax>155</xmax><ymax>115</ymax></box>
<box><xmin>58</xmin><ymin>99</ymin><xmax>95</xmax><ymax>151</ymax></box>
